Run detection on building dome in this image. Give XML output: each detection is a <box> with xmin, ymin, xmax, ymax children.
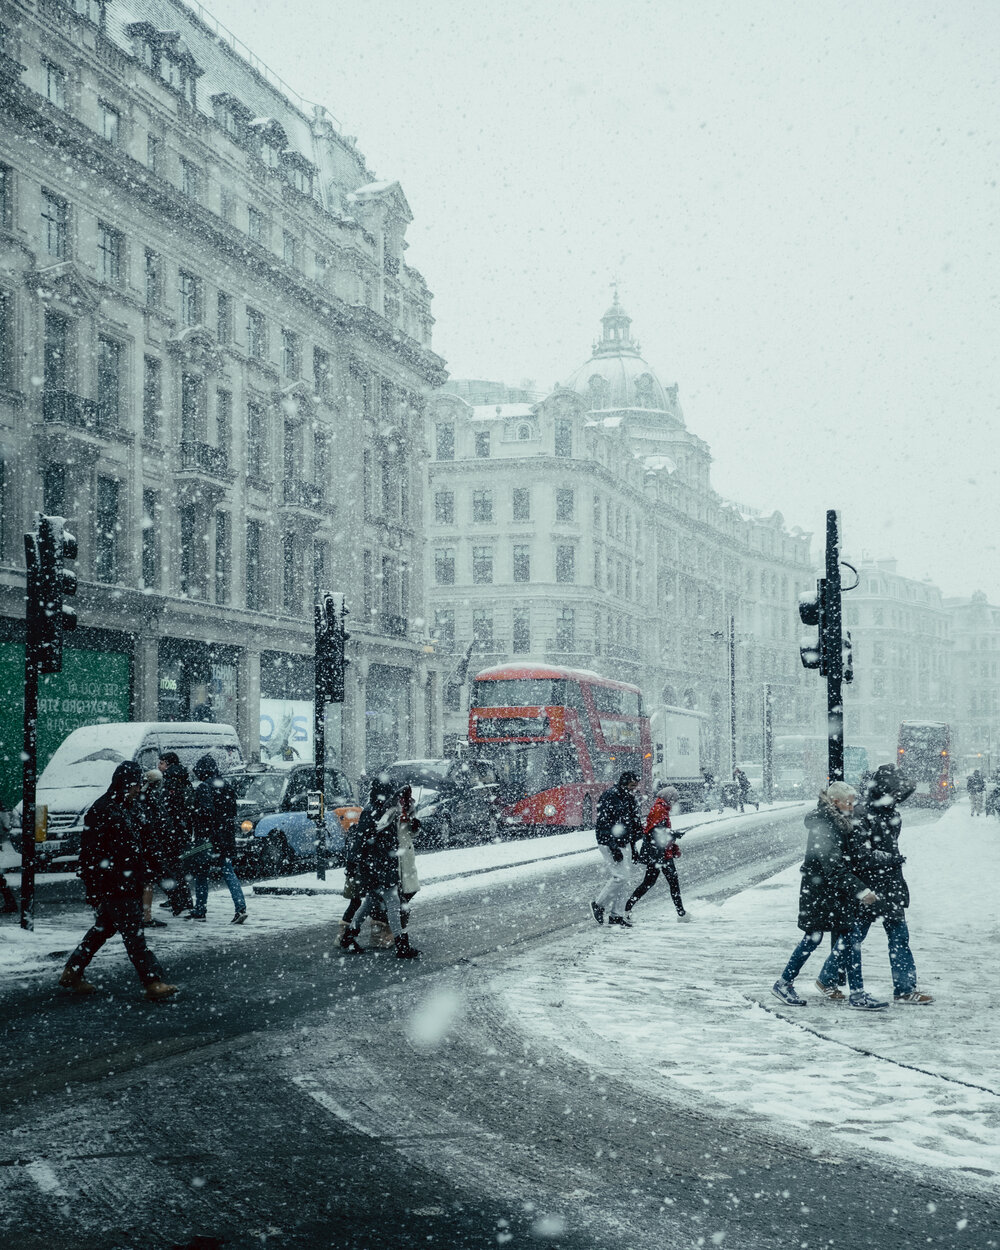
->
<box><xmin>563</xmin><ymin>292</ymin><xmax>671</xmax><ymax>412</ymax></box>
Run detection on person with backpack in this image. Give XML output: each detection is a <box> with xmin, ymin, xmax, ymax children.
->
<box><xmin>59</xmin><ymin>761</ymin><xmax>177</xmax><ymax>1000</ymax></box>
<box><xmin>591</xmin><ymin>770</ymin><xmax>642</xmax><ymax>928</ymax></box>
<box><xmin>185</xmin><ymin>754</ymin><xmax>246</xmax><ymax>924</ymax></box>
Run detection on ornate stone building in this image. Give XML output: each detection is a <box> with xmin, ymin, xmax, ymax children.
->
<box><xmin>0</xmin><ymin>0</ymin><xmax>446</xmax><ymax>796</ymax></box>
<box><xmin>943</xmin><ymin>592</ymin><xmax>1000</xmax><ymax>774</ymax></box>
<box><xmin>426</xmin><ymin>298</ymin><xmax>816</xmax><ymax>765</ymax></box>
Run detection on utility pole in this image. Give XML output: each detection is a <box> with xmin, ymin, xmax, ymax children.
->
<box><xmin>762</xmin><ymin>683</ymin><xmax>774</xmax><ymax>803</ymax></box>
<box><xmin>313</xmin><ymin>594</ymin><xmax>349</xmax><ymax>881</ymax></box>
<box><xmin>729</xmin><ymin>612</ymin><xmax>737</xmax><ymax>779</ymax></box>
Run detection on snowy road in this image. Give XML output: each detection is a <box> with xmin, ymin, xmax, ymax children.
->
<box><xmin>1</xmin><ymin>804</ymin><xmax>997</xmax><ymax>1249</ymax></box>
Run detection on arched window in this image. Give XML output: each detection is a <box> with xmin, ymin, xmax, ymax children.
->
<box><xmin>517</xmin><ymin>423</ymin><xmax>531</xmax><ymax>441</ymax></box>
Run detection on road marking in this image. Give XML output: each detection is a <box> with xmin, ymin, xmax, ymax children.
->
<box><xmin>25</xmin><ymin>1160</ymin><xmax>67</xmax><ymax>1196</ymax></box>
<box><xmin>290</xmin><ymin>1074</ymin><xmax>379</xmax><ymax>1138</ymax></box>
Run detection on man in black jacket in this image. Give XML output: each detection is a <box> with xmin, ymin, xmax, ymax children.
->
<box><xmin>154</xmin><ymin>753</ymin><xmax>195</xmax><ymax>916</ymax></box>
<box><xmin>187</xmin><ymin>753</ymin><xmax>246</xmax><ymax>923</ymax></box>
<box><xmin>591</xmin><ymin>770</ymin><xmax>642</xmax><ymax>927</ymax></box>
<box><xmin>60</xmin><ymin>761</ymin><xmax>177</xmax><ymax>1000</ymax></box>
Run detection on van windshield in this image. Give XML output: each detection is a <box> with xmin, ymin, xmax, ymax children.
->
<box><xmin>38</xmin><ymin>751</ymin><xmax>127</xmax><ymax>791</ymax></box>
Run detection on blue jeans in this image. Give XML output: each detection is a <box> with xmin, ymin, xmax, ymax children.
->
<box><xmin>192</xmin><ymin>859</ymin><xmax>246</xmax><ymax>917</ymax></box>
<box><xmin>783</xmin><ymin>924</ymin><xmax>864</xmax><ymax>993</ymax></box>
<box><xmin>821</xmin><ymin>915</ymin><xmax>916</xmax><ymax>996</ymax></box>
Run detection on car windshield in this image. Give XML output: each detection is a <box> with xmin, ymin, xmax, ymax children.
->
<box><xmin>233</xmin><ymin>773</ymin><xmax>287</xmax><ymax>807</ymax></box>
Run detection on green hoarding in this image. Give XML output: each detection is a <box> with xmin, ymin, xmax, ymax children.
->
<box><xmin>0</xmin><ymin>642</ymin><xmax>132</xmax><ymax>808</ymax></box>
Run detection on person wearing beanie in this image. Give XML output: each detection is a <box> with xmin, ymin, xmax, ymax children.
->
<box><xmin>771</xmin><ymin>781</ymin><xmax>887</xmax><ymax>1012</ymax></box>
<box><xmin>591</xmin><ymin>770</ymin><xmax>643</xmax><ymax>928</ymax></box>
<box><xmin>187</xmin><ymin>753</ymin><xmax>246</xmax><ymax>924</ymax></box>
<box><xmin>60</xmin><ymin>761</ymin><xmax>177</xmax><ymax>1001</ymax></box>
<box><xmin>625</xmin><ymin>785</ymin><xmax>689</xmax><ymax>921</ymax></box>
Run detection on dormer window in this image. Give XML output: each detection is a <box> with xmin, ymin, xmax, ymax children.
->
<box><xmin>66</xmin><ymin>0</ymin><xmax>105</xmax><ymax>24</ymax></box>
<box><xmin>281</xmin><ymin>151</ymin><xmax>315</xmax><ymax>197</ymax></box>
<box><xmin>249</xmin><ymin>118</ymin><xmax>288</xmax><ymax>171</ymax></box>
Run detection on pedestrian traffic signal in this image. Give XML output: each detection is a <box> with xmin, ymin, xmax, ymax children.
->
<box><xmin>28</xmin><ymin>515</ymin><xmax>77</xmax><ymax>676</ymax></box>
<box><xmin>798</xmin><ymin>583</ymin><xmax>823</xmax><ymax>670</ymax></box>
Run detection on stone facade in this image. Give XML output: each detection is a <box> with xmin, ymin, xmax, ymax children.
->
<box><xmin>0</xmin><ymin>0</ymin><xmax>446</xmax><ymax>795</ymax></box>
<box><xmin>940</xmin><ymin>592</ymin><xmax>1000</xmax><ymax>775</ymax></box>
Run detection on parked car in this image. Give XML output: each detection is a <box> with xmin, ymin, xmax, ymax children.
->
<box><xmin>233</xmin><ymin>763</ymin><xmax>360</xmax><ymax>875</ymax></box>
<box><xmin>411</xmin><ymin>757</ymin><xmax>502</xmax><ymax>847</ymax></box>
<box><xmin>10</xmin><ymin>722</ymin><xmax>243</xmax><ymax>871</ymax></box>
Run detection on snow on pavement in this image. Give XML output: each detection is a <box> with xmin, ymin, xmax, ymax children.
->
<box><xmin>501</xmin><ymin>803</ymin><xmax>1000</xmax><ymax>1191</ymax></box>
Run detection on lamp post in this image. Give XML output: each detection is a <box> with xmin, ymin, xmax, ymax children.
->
<box><xmin>709</xmin><ymin>615</ymin><xmax>737</xmax><ymax>778</ymax></box>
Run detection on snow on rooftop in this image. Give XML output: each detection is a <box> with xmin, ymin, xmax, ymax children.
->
<box><xmin>470</xmin><ymin>403</ymin><xmax>535</xmax><ymax>420</ymax></box>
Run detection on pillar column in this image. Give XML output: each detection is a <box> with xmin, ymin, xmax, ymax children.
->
<box><xmin>240</xmin><ymin>646</ymin><xmax>260</xmax><ymax>762</ymax></box>
<box><xmin>136</xmin><ymin>634</ymin><xmax>159</xmax><ymax>721</ymax></box>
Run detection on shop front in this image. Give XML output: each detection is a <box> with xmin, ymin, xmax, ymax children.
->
<box><xmin>157</xmin><ymin>638</ymin><xmax>239</xmax><ymax>728</ymax></box>
<box><xmin>365</xmin><ymin>663</ymin><xmax>412</xmax><ymax>772</ymax></box>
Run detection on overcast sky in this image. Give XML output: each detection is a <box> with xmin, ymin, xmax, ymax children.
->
<box><xmin>202</xmin><ymin>0</ymin><xmax>1000</xmax><ymax>601</ymax></box>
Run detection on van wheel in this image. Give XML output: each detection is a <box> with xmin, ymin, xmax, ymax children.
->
<box><xmin>261</xmin><ymin>832</ymin><xmax>292</xmax><ymax>877</ymax></box>
<box><xmin>581</xmin><ymin>795</ymin><xmax>594</xmax><ymax>829</ymax></box>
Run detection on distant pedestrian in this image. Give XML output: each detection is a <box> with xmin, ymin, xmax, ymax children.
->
<box><xmin>733</xmin><ymin>767</ymin><xmax>751</xmax><ymax>814</ymax></box>
<box><xmin>0</xmin><ymin>793</ymin><xmax>18</xmax><ymax>914</ymax></box>
<box><xmin>771</xmin><ymin>781</ymin><xmax>887</xmax><ymax>1012</ymax></box>
<box><xmin>136</xmin><ymin>770</ymin><xmax>170</xmax><ymax>928</ymax></box>
<box><xmin>60</xmin><ymin>761</ymin><xmax>177</xmax><ymax>1000</ymax></box>
<box><xmin>186</xmin><ymin>754</ymin><xmax>246</xmax><ymax>924</ymax></box>
<box><xmin>967</xmin><ymin>769</ymin><xmax>985</xmax><ymax>817</ymax></box>
<box><xmin>156</xmin><ymin>753</ymin><xmax>196</xmax><ymax>916</ymax></box>
<box><xmin>591</xmin><ymin>770</ymin><xmax>642</xmax><ymax>928</ymax></box>
<box><xmin>625</xmin><ymin>784</ymin><xmax>688</xmax><ymax>922</ymax></box>
<box><xmin>341</xmin><ymin>777</ymin><xmax>420</xmax><ymax>959</ymax></box>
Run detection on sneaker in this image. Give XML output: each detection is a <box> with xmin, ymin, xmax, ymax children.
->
<box><xmin>608</xmin><ymin>914</ymin><xmax>633</xmax><ymax>928</ymax></box>
<box><xmin>771</xmin><ymin>979</ymin><xmax>807</xmax><ymax>1006</ymax></box>
<box><xmin>183</xmin><ymin>912</ymin><xmax>206</xmax><ymax>921</ymax></box>
<box><xmin>815</xmin><ymin>979</ymin><xmax>846</xmax><ymax>1001</ymax></box>
<box><xmin>143</xmin><ymin>917</ymin><xmax>168</xmax><ymax>929</ymax></box>
<box><xmin>676</xmin><ymin>911</ymin><xmax>691</xmax><ymax>923</ymax></box>
<box><xmin>894</xmin><ymin>990</ymin><xmax>934</xmax><ymax>1005</ymax></box>
<box><xmin>590</xmin><ymin>901</ymin><xmax>605</xmax><ymax>926</ymax></box>
<box><xmin>847</xmin><ymin>990</ymin><xmax>889</xmax><ymax>1012</ymax></box>
<box><xmin>231</xmin><ymin>911</ymin><xmax>247</xmax><ymax>925</ymax></box>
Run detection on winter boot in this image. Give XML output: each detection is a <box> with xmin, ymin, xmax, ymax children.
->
<box><xmin>338</xmin><ymin>925</ymin><xmax>365</xmax><ymax>954</ymax></box>
<box><xmin>370</xmin><ymin>919</ymin><xmax>395</xmax><ymax>949</ymax></box>
<box><xmin>394</xmin><ymin>933</ymin><xmax>420</xmax><ymax>960</ymax></box>
<box><xmin>59</xmin><ymin>965</ymin><xmax>98</xmax><ymax>995</ymax></box>
<box><xmin>145</xmin><ymin>980</ymin><xmax>178</xmax><ymax>1002</ymax></box>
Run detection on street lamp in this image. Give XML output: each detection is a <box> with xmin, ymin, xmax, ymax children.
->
<box><xmin>709</xmin><ymin>614</ymin><xmax>737</xmax><ymax>779</ymax></box>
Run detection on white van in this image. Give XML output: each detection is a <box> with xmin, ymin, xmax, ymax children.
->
<box><xmin>11</xmin><ymin>722</ymin><xmax>243</xmax><ymax>870</ymax></box>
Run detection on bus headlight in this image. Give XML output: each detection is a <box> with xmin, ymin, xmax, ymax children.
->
<box><xmin>543</xmin><ymin>804</ymin><xmax>557</xmax><ymax>818</ymax></box>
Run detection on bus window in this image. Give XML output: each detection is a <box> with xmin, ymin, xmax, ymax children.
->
<box><xmin>473</xmin><ymin>678</ymin><xmax>569</xmax><ymax>707</ymax></box>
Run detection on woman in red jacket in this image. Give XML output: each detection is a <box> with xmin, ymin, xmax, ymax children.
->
<box><xmin>625</xmin><ymin>785</ymin><xmax>689</xmax><ymax>922</ymax></box>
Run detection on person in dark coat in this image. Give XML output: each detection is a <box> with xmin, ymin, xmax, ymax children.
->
<box><xmin>155</xmin><ymin>753</ymin><xmax>195</xmax><ymax>915</ymax></box>
<box><xmin>60</xmin><ymin>761</ymin><xmax>177</xmax><ymax>1000</ymax></box>
<box><xmin>733</xmin><ymin>768</ymin><xmax>751</xmax><ymax>813</ymax></box>
<box><xmin>0</xmin><ymin>791</ymin><xmax>18</xmax><ymax>914</ymax></box>
<box><xmin>591</xmin><ymin>770</ymin><xmax>642</xmax><ymax>927</ymax></box>
<box><xmin>820</xmin><ymin>765</ymin><xmax>933</xmax><ymax>1005</ymax></box>
<box><xmin>772</xmin><ymin>782</ymin><xmax>887</xmax><ymax>1011</ymax></box>
<box><xmin>967</xmin><ymin>768</ymin><xmax>985</xmax><ymax>816</ymax></box>
<box><xmin>186</xmin><ymin>753</ymin><xmax>246</xmax><ymax>923</ymax></box>
<box><xmin>337</xmin><ymin>775</ymin><xmax>394</xmax><ymax>953</ymax></box>
<box><xmin>625</xmin><ymin>784</ymin><xmax>688</xmax><ymax>921</ymax></box>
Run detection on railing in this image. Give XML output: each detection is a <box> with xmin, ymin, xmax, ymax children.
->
<box><xmin>605</xmin><ymin>642</ymin><xmax>642</xmax><ymax>663</ymax></box>
<box><xmin>282</xmin><ymin>479</ymin><xmax>324</xmax><ymax>509</ymax></box>
<box><xmin>379</xmin><ymin>612</ymin><xmax>408</xmax><ymax>639</ymax></box>
<box><xmin>180</xmin><ymin>440</ymin><xmax>229</xmax><ymax>477</ymax></box>
<box><xmin>42</xmin><ymin>390</ymin><xmax>107</xmax><ymax>432</ymax></box>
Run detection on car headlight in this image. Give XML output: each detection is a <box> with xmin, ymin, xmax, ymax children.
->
<box><xmin>241</xmin><ymin>820</ymin><xmax>255</xmax><ymax>833</ymax></box>
<box><xmin>543</xmin><ymin>804</ymin><xmax>557</xmax><ymax>818</ymax></box>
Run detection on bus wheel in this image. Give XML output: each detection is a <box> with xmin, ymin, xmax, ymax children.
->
<box><xmin>581</xmin><ymin>795</ymin><xmax>594</xmax><ymax>829</ymax></box>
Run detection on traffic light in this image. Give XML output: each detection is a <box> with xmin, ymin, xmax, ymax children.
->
<box><xmin>30</xmin><ymin>515</ymin><xmax>77</xmax><ymax>675</ymax></box>
<box><xmin>316</xmin><ymin>594</ymin><xmax>349</xmax><ymax>705</ymax></box>
<box><xmin>798</xmin><ymin>582</ymin><xmax>823</xmax><ymax>670</ymax></box>
<box><xmin>842</xmin><ymin>631</ymin><xmax>854</xmax><ymax>684</ymax></box>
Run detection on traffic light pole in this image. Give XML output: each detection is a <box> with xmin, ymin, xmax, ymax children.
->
<box><xmin>20</xmin><ymin>534</ymin><xmax>40</xmax><ymax>931</ymax></box>
<box><xmin>824</xmin><ymin>510</ymin><xmax>845</xmax><ymax>784</ymax></box>
<box><xmin>314</xmin><ymin>601</ymin><xmax>327</xmax><ymax>882</ymax></box>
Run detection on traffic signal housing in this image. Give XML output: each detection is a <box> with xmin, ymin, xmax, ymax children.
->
<box><xmin>316</xmin><ymin>594</ymin><xmax>349</xmax><ymax>705</ymax></box>
<box><xmin>798</xmin><ymin>582</ymin><xmax>824</xmax><ymax>671</ymax></box>
<box><xmin>30</xmin><ymin>515</ymin><xmax>77</xmax><ymax>675</ymax></box>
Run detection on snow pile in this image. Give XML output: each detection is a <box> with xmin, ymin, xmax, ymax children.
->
<box><xmin>503</xmin><ymin>804</ymin><xmax>1000</xmax><ymax>1188</ymax></box>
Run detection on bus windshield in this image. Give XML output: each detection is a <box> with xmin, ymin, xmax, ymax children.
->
<box><xmin>898</xmin><ymin>723</ymin><xmax>950</xmax><ymax>781</ymax></box>
<box><xmin>472</xmin><ymin>678</ymin><xmax>573</xmax><ymax>708</ymax></box>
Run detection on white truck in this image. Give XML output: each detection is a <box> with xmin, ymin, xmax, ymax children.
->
<box><xmin>649</xmin><ymin>705</ymin><xmax>708</xmax><ymax>808</ymax></box>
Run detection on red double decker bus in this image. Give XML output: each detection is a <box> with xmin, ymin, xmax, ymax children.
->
<box><xmin>897</xmin><ymin>721</ymin><xmax>953</xmax><ymax>805</ymax></box>
<box><xmin>467</xmin><ymin>663</ymin><xmax>653</xmax><ymax>832</ymax></box>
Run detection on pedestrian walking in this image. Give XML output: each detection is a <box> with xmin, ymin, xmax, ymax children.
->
<box><xmin>820</xmin><ymin>765</ymin><xmax>934</xmax><ymax>1005</ymax></box>
<box><xmin>186</xmin><ymin>754</ymin><xmax>246</xmax><ymax>924</ymax></box>
<box><xmin>156</xmin><ymin>753</ymin><xmax>196</xmax><ymax>915</ymax></box>
<box><xmin>59</xmin><ymin>761</ymin><xmax>177</xmax><ymax>1000</ymax></box>
<box><xmin>967</xmin><ymin>768</ymin><xmax>985</xmax><ymax>817</ymax></box>
<box><xmin>771</xmin><ymin>781</ymin><xmax>888</xmax><ymax>1012</ymax></box>
<box><xmin>733</xmin><ymin>767</ymin><xmax>751</xmax><ymax>814</ymax></box>
<box><xmin>136</xmin><ymin>769</ymin><xmax>170</xmax><ymax>928</ymax></box>
<box><xmin>625</xmin><ymin>784</ymin><xmax>688</xmax><ymax>921</ymax></box>
<box><xmin>0</xmin><ymin>792</ymin><xmax>18</xmax><ymax>914</ymax></box>
<box><xmin>338</xmin><ymin>775</ymin><xmax>394</xmax><ymax>952</ymax></box>
<box><xmin>591</xmin><ymin>770</ymin><xmax>642</xmax><ymax>928</ymax></box>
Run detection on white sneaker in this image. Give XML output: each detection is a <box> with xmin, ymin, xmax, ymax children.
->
<box><xmin>676</xmin><ymin>911</ymin><xmax>692</xmax><ymax>923</ymax></box>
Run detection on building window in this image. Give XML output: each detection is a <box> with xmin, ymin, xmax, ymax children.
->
<box><xmin>472</xmin><ymin>545</ymin><xmax>493</xmax><ymax>585</ymax></box>
<box><xmin>219</xmin><ymin>188</ymin><xmax>236</xmax><ymax>223</ymax></box>
<box><xmin>43</xmin><ymin>463</ymin><xmax>66</xmax><ymax>516</ymax></box>
<box><xmin>556</xmin><ymin>488</ymin><xmax>575</xmax><ymax>522</ymax></box>
<box><xmin>147</xmin><ymin>132</ymin><xmax>163</xmax><ymax>173</ymax></box>
<box><xmin>472</xmin><ymin>609</ymin><xmax>494</xmax><ymax>652</ymax></box>
<box><xmin>281</xmin><ymin>329</ymin><xmax>300</xmax><ymax>378</ymax></box>
<box><xmin>556</xmin><ymin>606</ymin><xmax>575</xmax><ymax>651</ymax></box>
<box><xmin>435</xmin><ymin>422</ymin><xmax>454</xmax><ymax>460</ymax></box>
<box><xmin>217</xmin><ymin>291</ymin><xmax>233</xmax><ymax>343</ymax></box>
<box><xmin>216</xmin><ymin>388</ymin><xmax>232</xmax><ymax>456</ymax></box>
<box><xmin>312</xmin><ymin>539</ymin><xmax>328</xmax><ymax>599</ymax></box>
<box><xmin>215</xmin><ymin>511</ymin><xmax>230</xmax><ymax>605</ymax></box>
<box><xmin>96</xmin><ymin>336</ymin><xmax>123</xmax><ymax>426</ymax></box>
<box><xmin>44</xmin><ymin>311</ymin><xmax>70</xmax><ymax>392</ymax></box>
<box><xmin>556</xmin><ymin>544</ymin><xmax>575</xmax><ymax>583</ymax></box>
<box><xmin>433</xmin><ymin>608</ymin><xmax>454</xmax><ymax>645</ymax></box>
<box><xmin>434</xmin><ymin>547</ymin><xmax>455</xmax><ymax>585</ymax></box>
<box><xmin>142</xmin><ymin>356</ymin><xmax>161</xmax><ymax>440</ymax></box>
<box><xmin>363</xmin><ymin>548</ymin><xmax>373</xmax><ymax>616</ymax></box>
<box><xmin>513</xmin><ymin>609</ymin><xmax>530</xmax><ymax>654</ymax></box>
<box><xmin>180</xmin><ymin>158</ymin><xmax>201</xmax><ymax>202</ymax></box>
<box><xmin>246</xmin><ymin>519</ymin><xmax>266</xmax><ymax>609</ymax></box>
<box><xmin>0</xmin><ymin>289</ymin><xmax>12</xmax><ymax>389</ymax></box>
<box><xmin>144</xmin><ymin>249</ymin><xmax>160</xmax><ymax>307</ymax></box>
<box><xmin>41</xmin><ymin>190</ymin><xmax>68</xmax><ymax>259</ymax></box>
<box><xmin>512</xmin><ymin>487</ymin><xmax>530</xmax><ymax>521</ymax></box>
<box><xmin>282</xmin><ymin>532</ymin><xmax>302</xmax><ymax>613</ymax></box>
<box><xmin>474</xmin><ymin>430</ymin><xmax>491</xmax><ymax>458</ymax></box>
<box><xmin>247</xmin><ymin>402</ymin><xmax>268</xmax><ymax>479</ymax></box>
<box><xmin>247</xmin><ymin>307</ymin><xmax>267</xmax><ymax>359</ymax></box>
<box><xmin>517</xmin><ymin>423</ymin><xmax>531</xmax><ymax>441</ymax></box>
<box><xmin>180</xmin><ymin>372</ymin><xmax>206</xmax><ymax>442</ymax></box>
<box><xmin>44</xmin><ymin>61</ymin><xmax>67</xmax><ymax>109</ymax></box>
<box><xmin>94</xmin><ymin>476</ymin><xmax>120</xmax><ymax>583</ymax></box>
<box><xmin>555</xmin><ymin>419</ymin><xmax>572</xmax><ymax>457</ymax></box>
<box><xmin>283</xmin><ymin>419</ymin><xmax>302</xmax><ymax>482</ymax></box>
<box><xmin>141</xmin><ymin>488</ymin><xmax>159</xmax><ymax>591</ymax></box>
<box><xmin>248</xmin><ymin>206</ymin><xmax>268</xmax><ymax>244</ymax></box>
<box><xmin>314</xmin><ymin>433</ymin><xmax>328</xmax><ymax>499</ymax></box>
<box><xmin>594</xmin><ymin>545</ymin><xmax>602</xmax><ymax>588</ymax></box>
<box><xmin>178</xmin><ymin>270</ymin><xmax>201</xmax><ymax>326</ymax></box>
<box><xmin>434</xmin><ymin>490</ymin><xmax>454</xmax><ymax>525</ymax></box>
<box><xmin>472</xmin><ymin>489</ymin><xmax>493</xmax><ymax>523</ymax></box>
<box><xmin>101</xmin><ymin>102</ymin><xmax>120</xmax><ymax>146</ymax></box>
<box><xmin>282</xmin><ymin>230</ymin><xmax>299</xmax><ymax>267</ymax></box>
<box><xmin>178</xmin><ymin>505</ymin><xmax>200</xmax><ymax>597</ymax></box>
<box><xmin>593</xmin><ymin>493</ymin><xmax>602</xmax><ymax>528</ymax></box>
<box><xmin>513</xmin><ymin>544</ymin><xmax>530</xmax><ymax>583</ymax></box>
<box><xmin>313</xmin><ymin>348</ymin><xmax>330</xmax><ymax>398</ymax></box>
<box><xmin>0</xmin><ymin>164</ymin><xmax>11</xmax><ymax>230</ymax></box>
<box><xmin>97</xmin><ymin>222</ymin><xmax>123</xmax><ymax>285</ymax></box>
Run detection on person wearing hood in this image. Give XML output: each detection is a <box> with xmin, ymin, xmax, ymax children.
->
<box><xmin>624</xmin><ymin>785</ymin><xmax>689</xmax><ymax>922</ymax></box>
<box><xmin>154</xmin><ymin>752</ymin><xmax>195</xmax><ymax>916</ymax></box>
<box><xmin>591</xmin><ymin>770</ymin><xmax>643</xmax><ymax>928</ymax></box>
<box><xmin>186</xmin><ymin>753</ymin><xmax>246</xmax><ymax>924</ymax></box>
<box><xmin>59</xmin><ymin>761</ymin><xmax>177</xmax><ymax>1001</ymax></box>
<box><xmin>967</xmin><ymin>768</ymin><xmax>985</xmax><ymax>816</ymax></box>
<box><xmin>772</xmin><ymin>781</ymin><xmax>887</xmax><ymax>1012</ymax></box>
<box><xmin>819</xmin><ymin>764</ymin><xmax>933</xmax><ymax>1005</ymax></box>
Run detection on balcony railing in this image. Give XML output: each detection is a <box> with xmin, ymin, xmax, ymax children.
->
<box><xmin>605</xmin><ymin>642</ymin><xmax>642</xmax><ymax>663</ymax></box>
<box><xmin>43</xmin><ymin>390</ymin><xmax>107</xmax><ymax>433</ymax></box>
<box><xmin>180</xmin><ymin>440</ymin><xmax>230</xmax><ymax>478</ymax></box>
<box><xmin>282</xmin><ymin>479</ymin><xmax>324</xmax><ymax>509</ymax></box>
